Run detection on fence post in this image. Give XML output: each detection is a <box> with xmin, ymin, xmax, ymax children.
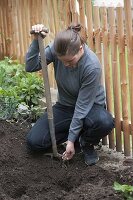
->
<box><xmin>86</xmin><ymin>0</ymin><xmax>94</xmax><ymax>51</ymax></box>
<box><xmin>108</xmin><ymin>7</ymin><xmax>121</xmax><ymax>150</ymax></box>
<box><xmin>124</xmin><ymin>0</ymin><xmax>133</xmax><ymax>156</ymax></box>
<box><xmin>79</xmin><ymin>0</ymin><xmax>87</xmax><ymax>41</ymax></box>
<box><xmin>101</xmin><ymin>7</ymin><xmax>114</xmax><ymax>146</ymax></box>
<box><xmin>70</xmin><ymin>0</ymin><xmax>79</xmax><ymax>24</ymax></box>
<box><xmin>116</xmin><ymin>6</ymin><xmax>130</xmax><ymax>154</ymax></box>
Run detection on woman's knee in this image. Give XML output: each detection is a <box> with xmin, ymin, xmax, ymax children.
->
<box><xmin>85</xmin><ymin>108</ymin><xmax>114</xmax><ymax>132</ymax></box>
<box><xmin>26</xmin><ymin>132</ymin><xmax>34</xmax><ymax>148</ymax></box>
<box><xmin>98</xmin><ymin>111</ymin><xmax>115</xmax><ymax>133</ymax></box>
<box><xmin>26</xmin><ymin>131</ymin><xmax>39</xmax><ymax>150</ymax></box>
<box><xmin>26</xmin><ymin>130</ymin><xmax>51</xmax><ymax>151</ymax></box>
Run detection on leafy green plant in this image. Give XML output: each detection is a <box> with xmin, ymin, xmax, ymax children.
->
<box><xmin>0</xmin><ymin>87</ymin><xmax>20</xmax><ymax>119</ymax></box>
<box><xmin>113</xmin><ymin>182</ymin><xmax>133</xmax><ymax>200</ymax></box>
<box><xmin>0</xmin><ymin>57</ymin><xmax>44</xmax><ymax>121</ymax></box>
<box><xmin>30</xmin><ymin>105</ymin><xmax>45</xmax><ymax>121</ymax></box>
<box><xmin>16</xmin><ymin>73</ymin><xmax>44</xmax><ymax>107</ymax></box>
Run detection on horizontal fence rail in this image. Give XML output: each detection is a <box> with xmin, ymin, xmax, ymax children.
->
<box><xmin>0</xmin><ymin>0</ymin><xmax>133</xmax><ymax>157</ymax></box>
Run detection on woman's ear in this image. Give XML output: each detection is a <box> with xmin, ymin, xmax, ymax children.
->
<box><xmin>79</xmin><ymin>45</ymin><xmax>83</xmax><ymax>50</ymax></box>
<box><xmin>79</xmin><ymin>45</ymin><xmax>84</xmax><ymax>55</ymax></box>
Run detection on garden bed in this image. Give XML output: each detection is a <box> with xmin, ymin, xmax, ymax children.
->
<box><xmin>0</xmin><ymin>120</ymin><xmax>133</xmax><ymax>200</ymax></box>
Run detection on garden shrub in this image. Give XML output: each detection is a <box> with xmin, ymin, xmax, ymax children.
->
<box><xmin>0</xmin><ymin>57</ymin><xmax>44</xmax><ymax>121</ymax></box>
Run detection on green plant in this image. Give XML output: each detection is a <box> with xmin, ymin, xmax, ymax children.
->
<box><xmin>30</xmin><ymin>105</ymin><xmax>44</xmax><ymax>121</ymax></box>
<box><xmin>0</xmin><ymin>57</ymin><xmax>44</xmax><ymax>121</ymax></box>
<box><xmin>16</xmin><ymin>73</ymin><xmax>44</xmax><ymax>107</ymax></box>
<box><xmin>0</xmin><ymin>87</ymin><xmax>20</xmax><ymax>119</ymax></box>
<box><xmin>113</xmin><ymin>182</ymin><xmax>133</xmax><ymax>200</ymax></box>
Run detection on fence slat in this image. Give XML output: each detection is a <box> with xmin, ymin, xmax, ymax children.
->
<box><xmin>124</xmin><ymin>0</ymin><xmax>133</xmax><ymax>156</ymax></box>
<box><xmin>70</xmin><ymin>0</ymin><xmax>79</xmax><ymax>24</ymax></box>
<box><xmin>52</xmin><ymin>0</ymin><xmax>60</xmax><ymax>33</ymax></box>
<box><xmin>79</xmin><ymin>0</ymin><xmax>87</xmax><ymax>41</ymax></box>
<box><xmin>65</xmin><ymin>0</ymin><xmax>71</xmax><ymax>27</ymax></box>
<box><xmin>0</xmin><ymin>0</ymin><xmax>7</xmax><ymax>57</ymax></box>
<box><xmin>116</xmin><ymin>7</ymin><xmax>130</xmax><ymax>153</ymax></box>
<box><xmin>101</xmin><ymin>7</ymin><xmax>114</xmax><ymax>146</ymax></box>
<box><xmin>47</xmin><ymin>0</ymin><xmax>55</xmax><ymax>40</ymax></box>
<box><xmin>86</xmin><ymin>0</ymin><xmax>94</xmax><ymax>51</ymax></box>
<box><xmin>0</xmin><ymin>0</ymin><xmax>5</xmax><ymax>59</ymax></box>
<box><xmin>108</xmin><ymin>7</ymin><xmax>121</xmax><ymax>151</ymax></box>
<box><xmin>93</xmin><ymin>7</ymin><xmax>101</xmax><ymax>62</ymax></box>
<box><xmin>93</xmin><ymin>7</ymin><xmax>106</xmax><ymax>89</ymax></box>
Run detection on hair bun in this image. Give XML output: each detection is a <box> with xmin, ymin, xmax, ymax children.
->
<box><xmin>67</xmin><ymin>24</ymin><xmax>81</xmax><ymax>32</ymax></box>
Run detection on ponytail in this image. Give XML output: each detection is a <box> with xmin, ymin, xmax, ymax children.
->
<box><xmin>67</xmin><ymin>23</ymin><xmax>82</xmax><ymax>32</ymax></box>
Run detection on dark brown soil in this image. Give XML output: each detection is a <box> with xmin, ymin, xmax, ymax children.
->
<box><xmin>0</xmin><ymin>120</ymin><xmax>133</xmax><ymax>200</ymax></box>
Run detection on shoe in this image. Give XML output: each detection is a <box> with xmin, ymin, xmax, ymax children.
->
<box><xmin>95</xmin><ymin>141</ymin><xmax>102</xmax><ymax>150</ymax></box>
<box><xmin>82</xmin><ymin>145</ymin><xmax>99</xmax><ymax>166</ymax></box>
<box><xmin>79</xmin><ymin>136</ymin><xmax>99</xmax><ymax>166</ymax></box>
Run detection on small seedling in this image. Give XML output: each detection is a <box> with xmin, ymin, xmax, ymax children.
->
<box><xmin>113</xmin><ymin>182</ymin><xmax>133</xmax><ymax>200</ymax></box>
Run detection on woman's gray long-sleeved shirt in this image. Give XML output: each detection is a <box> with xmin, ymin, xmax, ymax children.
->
<box><xmin>25</xmin><ymin>40</ymin><xmax>105</xmax><ymax>143</ymax></box>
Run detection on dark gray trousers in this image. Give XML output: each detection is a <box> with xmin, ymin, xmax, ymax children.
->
<box><xmin>26</xmin><ymin>103</ymin><xmax>114</xmax><ymax>151</ymax></box>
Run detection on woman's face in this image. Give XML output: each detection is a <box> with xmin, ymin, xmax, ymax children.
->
<box><xmin>57</xmin><ymin>46</ymin><xmax>84</xmax><ymax>67</ymax></box>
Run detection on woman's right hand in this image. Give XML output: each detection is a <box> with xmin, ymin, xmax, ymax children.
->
<box><xmin>31</xmin><ymin>24</ymin><xmax>48</xmax><ymax>39</ymax></box>
<box><xmin>62</xmin><ymin>141</ymin><xmax>75</xmax><ymax>160</ymax></box>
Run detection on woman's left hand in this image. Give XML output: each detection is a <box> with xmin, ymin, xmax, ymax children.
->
<box><xmin>62</xmin><ymin>141</ymin><xmax>75</xmax><ymax>160</ymax></box>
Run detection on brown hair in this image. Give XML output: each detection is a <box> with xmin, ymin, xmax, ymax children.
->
<box><xmin>54</xmin><ymin>24</ymin><xmax>85</xmax><ymax>57</ymax></box>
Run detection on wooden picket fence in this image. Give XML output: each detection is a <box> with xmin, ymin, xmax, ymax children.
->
<box><xmin>0</xmin><ymin>0</ymin><xmax>133</xmax><ymax>157</ymax></box>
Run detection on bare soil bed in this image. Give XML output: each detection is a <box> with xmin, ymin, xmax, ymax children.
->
<box><xmin>0</xmin><ymin>120</ymin><xmax>133</xmax><ymax>200</ymax></box>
